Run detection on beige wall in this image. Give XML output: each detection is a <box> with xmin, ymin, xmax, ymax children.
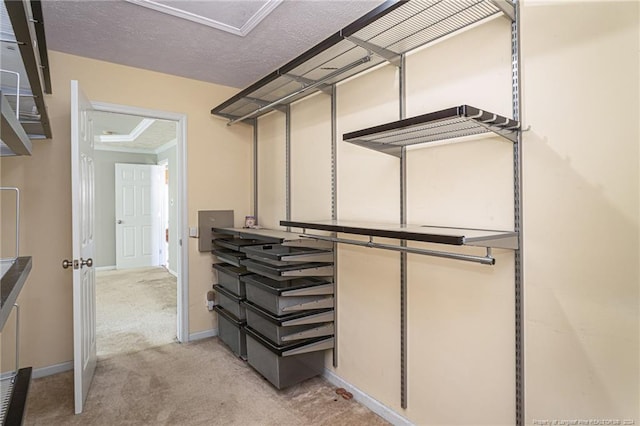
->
<box><xmin>522</xmin><ymin>1</ymin><xmax>639</xmax><ymax>422</ymax></box>
<box><xmin>256</xmin><ymin>111</ymin><xmax>286</xmax><ymax>229</ymax></box>
<box><xmin>0</xmin><ymin>51</ymin><xmax>252</xmax><ymax>369</ymax></box>
<box><xmin>259</xmin><ymin>2</ymin><xmax>639</xmax><ymax>425</ymax></box>
<box><xmin>290</xmin><ymin>93</ymin><xmax>332</xmax><ymax>221</ymax></box>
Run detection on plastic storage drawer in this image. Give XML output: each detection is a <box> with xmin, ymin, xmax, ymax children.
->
<box><xmin>214</xmin><ymin>305</ymin><xmax>246</xmax><ymax>358</ymax></box>
<box><xmin>243</xmin><ymin>301</ymin><xmax>334</xmax><ymax>345</ymax></box>
<box><xmin>214</xmin><ymin>285</ymin><xmax>246</xmax><ymax>320</ymax></box>
<box><xmin>241</xmin><ymin>258</ymin><xmax>333</xmax><ymax>281</ymax></box>
<box><xmin>212</xmin><ymin>249</ymin><xmax>247</xmax><ymax>267</ymax></box>
<box><xmin>214</xmin><ymin>237</ymin><xmax>279</xmax><ymax>252</ymax></box>
<box><xmin>241</xmin><ymin>244</ymin><xmax>333</xmax><ymax>265</ymax></box>
<box><xmin>213</xmin><ymin>263</ymin><xmax>253</xmax><ymax>297</ymax></box>
<box><xmin>242</xmin><ymin>274</ymin><xmax>334</xmax><ymax>315</ymax></box>
<box><xmin>244</xmin><ymin>327</ymin><xmax>333</xmax><ymax>390</ymax></box>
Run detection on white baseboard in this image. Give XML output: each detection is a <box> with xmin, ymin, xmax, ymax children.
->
<box><xmin>32</xmin><ymin>361</ymin><xmax>74</xmax><ymax>379</ymax></box>
<box><xmin>96</xmin><ymin>265</ymin><xmax>116</xmax><ymax>272</ymax></box>
<box><xmin>0</xmin><ymin>371</ymin><xmax>15</xmax><ymax>380</ymax></box>
<box><xmin>323</xmin><ymin>369</ymin><xmax>413</xmax><ymax>426</ymax></box>
<box><xmin>167</xmin><ymin>267</ymin><xmax>177</xmax><ymax>277</ymax></box>
<box><xmin>188</xmin><ymin>328</ymin><xmax>218</xmax><ymax>342</ymax></box>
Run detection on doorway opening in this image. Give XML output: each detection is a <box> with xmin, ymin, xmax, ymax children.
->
<box><xmin>89</xmin><ymin>103</ymin><xmax>189</xmax><ymax>357</ymax></box>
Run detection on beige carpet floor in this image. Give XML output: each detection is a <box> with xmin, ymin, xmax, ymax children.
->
<box><xmin>96</xmin><ymin>266</ymin><xmax>177</xmax><ymax>358</ymax></box>
<box><xmin>23</xmin><ymin>339</ymin><xmax>389</xmax><ymax>426</ymax></box>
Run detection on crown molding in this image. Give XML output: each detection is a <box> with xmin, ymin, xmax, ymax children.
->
<box><xmin>94</xmin><ymin>144</ymin><xmax>157</xmax><ymax>155</ymax></box>
<box><xmin>154</xmin><ymin>138</ymin><xmax>177</xmax><ymax>154</ymax></box>
<box><xmin>99</xmin><ymin>118</ymin><xmax>155</xmax><ymax>143</ymax></box>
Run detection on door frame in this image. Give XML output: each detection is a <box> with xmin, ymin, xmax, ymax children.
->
<box><xmin>157</xmin><ymin>158</ymin><xmax>170</xmax><ymax>270</ymax></box>
<box><xmin>92</xmin><ymin>101</ymin><xmax>189</xmax><ymax>343</ymax></box>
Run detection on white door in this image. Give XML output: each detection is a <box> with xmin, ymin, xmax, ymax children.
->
<box><xmin>115</xmin><ymin>163</ymin><xmax>163</xmax><ymax>269</ymax></box>
<box><xmin>70</xmin><ymin>80</ymin><xmax>97</xmax><ymax>414</ymax></box>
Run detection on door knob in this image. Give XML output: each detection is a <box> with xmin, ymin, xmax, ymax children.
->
<box><xmin>117</xmin><ymin>220</ymin><xmax>123</xmax><ymax>224</ymax></box>
<box><xmin>62</xmin><ymin>259</ymin><xmax>78</xmax><ymax>269</ymax></box>
<box><xmin>81</xmin><ymin>258</ymin><xmax>93</xmax><ymax>268</ymax></box>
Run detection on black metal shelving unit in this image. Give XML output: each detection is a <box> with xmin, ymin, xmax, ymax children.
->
<box><xmin>211</xmin><ymin>0</ymin><xmax>523</xmax><ymax>422</ymax></box>
<box><xmin>0</xmin><ymin>257</ymin><xmax>33</xmax><ymax>426</ymax></box>
<box><xmin>211</xmin><ymin>1</ymin><xmax>513</xmax><ymax>124</ymax></box>
<box><xmin>343</xmin><ymin>104</ymin><xmax>519</xmax><ymax>157</ymax></box>
<box><xmin>1</xmin><ymin>0</ymin><xmax>52</xmax><ymax>157</ymax></box>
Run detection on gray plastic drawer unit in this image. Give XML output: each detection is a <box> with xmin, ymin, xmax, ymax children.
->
<box><xmin>213</xmin><ymin>263</ymin><xmax>253</xmax><ymax>297</ymax></box>
<box><xmin>214</xmin><ymin>305</ymin><xmax>246</xmax><ymax>358</ymax></box>
<box><xmin>211</xmin><ymin>227</ymin><xmax>336</xmax><ymax>390</ymax></box>
<box><xmin>214</xmin><ymin>285</ymin><xmax>246</xmax><ymax>320</ymax></box>
<box><xmin>243</xmin><ymin>301</ymin><xmax>334</xmax><ymax>345</ymax></box>
<box><xmin>245</xmin><ymin>327</ymin><xmax>333</xmax><ymax>389</ymax></box>
<box><xmin>242</xmin><ymin>274</ymin><xmax>334</xmax><ymax>315</ymax></box>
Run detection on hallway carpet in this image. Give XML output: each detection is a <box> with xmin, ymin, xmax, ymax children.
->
<box><xmin>96</xmin><ymin>266</ymin><xmax>176</xmax><ymax>358</ymax></box>
<box><xmin>24</xmin><ymin>339</ymin><xmax>389</xmax><ymax>425</ymax></box>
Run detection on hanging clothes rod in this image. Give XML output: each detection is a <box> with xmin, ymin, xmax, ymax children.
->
<box><xmin>226</xmin><ymin>55</ymin><xmax>372</xmax><ymax>126</ymax></box>
<box><xmin>300</xmin><ymin>233</ymin><xmax>496</xmax><ymax>265</ymax></box>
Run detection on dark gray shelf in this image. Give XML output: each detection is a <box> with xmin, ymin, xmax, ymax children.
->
<box><xmin>211</xmin><ymin>0</ymin><xmax>514</xmax><ymax>124</ymax></box>
<box><xmin>1</xmin><ymin>367</ymin><xmax>32</xmax><ymax>426</ymax></box>
<box><xmin>0</xmin><ymin>257</ymin><xmax>32</xmax><ymax>331</ymax></box>
<box><xmin>280</xmin><ymin>219</ymin><xmax>518</xmax><ymax>250</ymax></box>
<box><xmin>1</xmin><ymin>0</ymin><xmax>53</xmax><ymax>155</ymax></box>
<box><xmin>0</xmin><ymin>92</ymin><xmax>32</xmax><ymax>156</ymax></box>
<box><xmin>214</xmin><ymin>227</ymin><xmax>308</xmax><ymax>243</ymax></box>
<box><xmin>343</xmin><ymin>105</ymin><xmax>519</xmax><ymax>157</ymax></box>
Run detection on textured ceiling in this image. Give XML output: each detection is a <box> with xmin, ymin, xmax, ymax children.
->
<box><xmin>41</xmin><ymin>0</ymin><xmax>386</xmax><ymax>89</ymax></box>
<box><xmin>91</xmin><ymin>110</ymin><xmax>177</xmax><ymax>152</ymax></box>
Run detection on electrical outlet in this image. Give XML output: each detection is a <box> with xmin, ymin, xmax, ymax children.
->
<box><xmin>206</xmin><ymin>290</ymin><xmax>216</xmax><ymax>311</ymax></box>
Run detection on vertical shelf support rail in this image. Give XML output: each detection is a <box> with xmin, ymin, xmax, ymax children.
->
<box><xmin>398</xmin><ymin>53</ymin><xmax>408</xmax><ymax>409</ymax></box>
<box><xmin>252</xmin><ymin>119</ymin><xmax>259</xmax><ymax>223</ymax></box>
<box><xmin>331</xmin><ymin>84</ymin><xmax>339</xmax><ymax>368</ymax></box>
<box><xmin>285</xmin><ymin>105</ymin><xmax>291</xmax><ymax>231</ymax></box>
<box><xmin>511</xmin><ymin>1</ymin><xmax>524</xmax><ymax>424</ymax></box>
